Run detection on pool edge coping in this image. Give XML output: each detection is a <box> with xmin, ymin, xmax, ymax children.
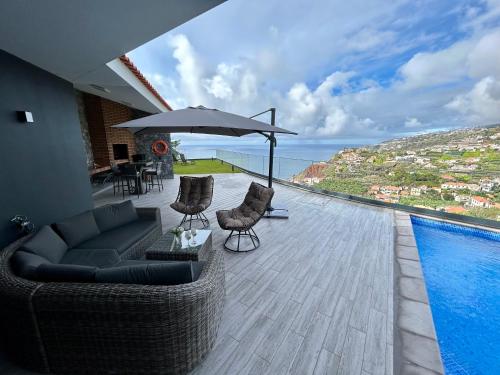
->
<box><xmin>394</xmin><ymin>211</ymin><xmax>445</xmax><ymax>375</ymax></box>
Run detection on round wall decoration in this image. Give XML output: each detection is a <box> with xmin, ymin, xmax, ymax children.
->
<box><xmin>151</xmin><ymin>140</ymin><xmax>169</xmax><ymax>156</ymax></box>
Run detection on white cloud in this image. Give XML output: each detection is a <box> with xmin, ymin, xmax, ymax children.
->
<box><xmin>344</xmin><ymin>28</ymin><xmax>396</xmax><ymax>52</ymax></box>
<box><xmin>280</xmin><ymin>72</ymin><xmax>380</xmax><ymax>137</ymax></box>
<box><xmin>398</xmin><ymin>41</ymin><xmax>471</xmax><ymax>89</ymax></box>
<box><xmin>467</xmin><ymin>29</ymin><xmax>500</xmax><ymax>79</ymax></box>
<box><xmin>446</xmin><ymin>76</ymin><xmax>500</xmax><ymax>123</ymax></box>
<box><xmin>128</xmin><ymin>0</ymin><xmax>500</xmax><ymax>141</ymax></box>
<box><xmin>405</xmin><ymin>117</ymin><xmax>423</xmax><ymax>128</ymax></box>
<box><xmin>167</xmin><ymin>34</ymin><xmax>207</xmax><ymax>106</ymax></box>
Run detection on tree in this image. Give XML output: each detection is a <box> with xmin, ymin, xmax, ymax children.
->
<box><xmin>170</xmin><ymin>139</ymin><xmax>181</xmax><ymax>160</ymax></box>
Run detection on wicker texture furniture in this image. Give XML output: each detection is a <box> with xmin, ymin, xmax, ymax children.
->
<box><xmin>170</xmin><ymin>175</ymin><xmax>214</xmax><ymax>229</ymax></box>
<box><xmin>216</xmin><ymin>181</ymin><xmax>274</xmax><ymax>252</ymax></box>
<box><xmin>0</xmin><ymin>211</ymin><xmax>225</xmax><ymax>375</ymax></box>
<box><xmin>146</xmin><ymin>229</ymin><xmax>212</xmax><ymax>261</ymax></box>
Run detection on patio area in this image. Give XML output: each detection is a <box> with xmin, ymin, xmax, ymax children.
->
<box><xmin>96</xmin><ymin>172</ymin><xmax>394</xmax><ymax>375</ymax></box>
<box><xmin>1</xmin><ymin>172</ymin><xmax>394</xmax><ymax>375</ymax></box>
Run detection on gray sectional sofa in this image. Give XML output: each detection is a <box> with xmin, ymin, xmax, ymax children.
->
<box><xmin>0</xmin><ymin>200</ymin><xmax>225</xmax><ymax>374</ymax></box>
<box><xmin>10</xmin><ymin>200</ymin><xmax>202</xmax><ymax>285</ymax></box>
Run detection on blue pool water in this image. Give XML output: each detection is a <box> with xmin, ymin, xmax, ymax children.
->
<box><xmin>411</xmin><ymin>216</ymin><xmax>500</xmax><ymax>375</ymax></box>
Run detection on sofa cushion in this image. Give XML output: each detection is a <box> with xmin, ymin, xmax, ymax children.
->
<box><xmin>35</xmin><ymin>264</ymin><xmax>96</xmax><ymax>282</ymax></box>
<box><xmin>55</xmin><ymin>211</ymin><xmax>100</xmax><ymax>248</ymax></box>
<box><xmin>93</xmin><ymin>200</ymin><xmax>138</xmax><ymax>233</ymax></box>
<box><xmin>20</xmin><ymin>225</ymin><xmax>68</xmax><ymax>263</ymax></box>
<box><xmin>10</xmin><ymin>251</ymin><xmax>51</xmax><ymax>279</ymax></box>
<box><xmin>116</xmin><ymin>260</ymin><xmax>205</xmax><ymax>280</ymax></box>
<box><xmin>77</xmin><ymin>220</ymin><xmax>157</xmax><ymax>254</ymax></box>
<box><xmin>61</xmin><ymin>249</ymin><xmax>120</xmax><ymax>268</ymax></box>
<box><xmin>95</xmin><ymin>261</ymin><xmax>196</xmax><ymax>285</ymax></box>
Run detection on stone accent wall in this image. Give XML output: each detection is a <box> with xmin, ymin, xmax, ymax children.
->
<box><xmin>75</xmin><ymin>90</ymin><xmax>94</xmax><ymax>168</ymax></box>
<box><xmin>135</xmin><ymin>133</ymin><xmax>174</xmax><ymax>179</ymax></box>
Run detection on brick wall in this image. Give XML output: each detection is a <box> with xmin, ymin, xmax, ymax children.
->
<box><xmin>79</xmin><ymin>93</ymin><xmax>173</xmax><ymax>177</ymax></box>
<box><xmin>100</xmin><ymin>98</ymin><xmax>137</xmax><ymax>163</ymax></box>
<box><xmin>82</xmin><ymin>93</ymin><xmax>136</xmax><ymax>167</ymax></box>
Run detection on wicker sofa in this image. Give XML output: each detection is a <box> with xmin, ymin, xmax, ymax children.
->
<box><xmin>0</xmin><ymin>203</ymin><xmax>225</xmax><ymax>375</ymax></box>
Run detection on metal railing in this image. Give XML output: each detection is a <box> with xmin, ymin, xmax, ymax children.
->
<box><xmin>215</xmin><ymin>149</ymin><xmax>500</xmax><ymax>229</ymax></box>
<box><xmin>215</xmin><ymin>149</ymin><xmax>319</xmax><ymax>180</ymax></box>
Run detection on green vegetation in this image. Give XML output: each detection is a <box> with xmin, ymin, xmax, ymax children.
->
<box><xmin>173</xmin><ymin>159</ymin><xmax>240</xmax><ymax>175</ymax></box>
<box><xmin>462</xmin><ymin>150</ymin><xmax>481</xmax><ymax>157</ymax></box>
<box><xmin>468</xmin><ymin>207</ymin><xmax>500</xmax><ymax>220</ymax></box>
<box><xmin>294</xmin><ymin>125</ymin><xmax>500</xmax><ymax>221</ymax></box>
<box><xmin>399</xmin><ymin>196</ymin><xmax>458</xmax><ymax>209</ymax></box>
<box><xmin>389</xmin><ymin>168</ymin><xmax>441</xmax><ymax>186</ymax></box>
<box><xmin>316</xmin><ymin>178</ymin><xmax>367</xmax><ymax>196</ymax></box>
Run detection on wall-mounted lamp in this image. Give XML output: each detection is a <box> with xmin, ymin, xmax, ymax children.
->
<box><xmin>17</xmin><ymin>111</ymin><xmax>34</xmax><ymax>123</ymax></box>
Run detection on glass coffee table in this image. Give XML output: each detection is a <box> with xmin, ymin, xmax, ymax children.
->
<box><xmin>145</xmin><ymin>229</ymin><xmax>212</xmax><ymax>261</ymax></box>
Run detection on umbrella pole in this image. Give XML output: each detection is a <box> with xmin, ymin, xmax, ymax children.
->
<box><xmin>250</xmin><ymin>107</ymin><xmax>289</xmax><ymax>218</ymax></box>
<box><xmin>265</xmin><ymin>108</ymin><xmax>288</xmax><ymax>219</ymax></box>
<box><xmin>268</xmin><ymin>108</ymin><xmax>275</xmax><ymax>189</ymax></box>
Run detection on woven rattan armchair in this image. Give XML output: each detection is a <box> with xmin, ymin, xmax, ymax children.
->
<box><xmin>216</xmin><ymin>181</ymin><xmax>274</xmax><ymax>252</ymax></box>
<box><xmin>170</xmin><ymin>175</ymin><xmax>214</xmax><ymax>229</ymax></box>
<box><xmin>0</xmin><ymin>222</ymin><xmax>225</xmax><ymax>375</ymax></box>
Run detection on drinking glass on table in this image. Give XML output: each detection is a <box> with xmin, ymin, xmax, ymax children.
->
<box><xmin>191</xmin><ymin>228</ymin><xmax>197</xmax><ymax>245</ymax></box>
<box><xmin>184</xmin><ymin>230</ymin><xmax>192</xmax><ymax>247</ymax></box>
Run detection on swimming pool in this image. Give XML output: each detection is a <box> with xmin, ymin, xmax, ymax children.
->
<box><xmin>411</xmin><ymin>216</ymin><xmax>500</xmax><ymax>375</ymax></box>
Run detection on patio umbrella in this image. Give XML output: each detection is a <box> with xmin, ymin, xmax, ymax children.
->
<box><xmin>113</xmin><ymin>105</ymin><xmax>298</xmax><ymax>218</ymax></box>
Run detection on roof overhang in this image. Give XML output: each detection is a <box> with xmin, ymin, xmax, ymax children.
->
<box><xmin>0</xmin><ymin>0</ymin><xmax>225</xmax><ymax>113</ymax></box>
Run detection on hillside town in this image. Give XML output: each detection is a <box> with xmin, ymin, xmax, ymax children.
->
<box><xmin>292</xmin><ymin>125</ymin><xmax>500</xmax><ymax>221</ymax></box>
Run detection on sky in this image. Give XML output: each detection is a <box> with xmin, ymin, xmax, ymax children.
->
<box><xmin>129</xmin><ymin>0</ymin><xmax>500</xmax><ymax>145</ymax></box>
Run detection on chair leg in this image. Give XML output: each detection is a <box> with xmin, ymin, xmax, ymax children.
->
<box><xmin>223</xmin><ymin>228</ymin><xmax>260</xmax><ymax>252</ymax></box>
<box><xmin>122</xmin><ymin>177</ymin><xmax>126</xmax><ymax>199</ymax></box>
<box><xmin>179</xmin><ymin>212</ymin><xmax>209</xmax><ymax>229</ymax></box>
<box><xmin>179</xmin><ymin>214</ymin><xmax>188</xmax><ymax>228</ymax></box>
<box><xmin>200</xmin><ymin>212</ymin><xmax>210</xmax><ymax>228</ymax></box>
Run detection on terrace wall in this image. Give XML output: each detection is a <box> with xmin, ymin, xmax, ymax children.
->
<box><xmin>0</xmin><ymin>51</ymin><xmax>93</xmax><ymax>247</ymax></box>
<box><xmin>81</xmin><ymin>93</ymin><xmax>173</xmax><ymax>178</ymax></box>
<box><xmin>82</xmin><ymin>93</ymin><xmax>137</xmax><ymax>167</ymax></box>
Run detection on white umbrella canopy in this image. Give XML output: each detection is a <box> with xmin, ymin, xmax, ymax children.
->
<box><xmin>112</xmin><ymin>105</ymin><xmax>297</xmax><ymax>137</ymax></box>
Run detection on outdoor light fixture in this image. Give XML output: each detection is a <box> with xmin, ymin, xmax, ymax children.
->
<box><xmin>16</xmin><ymin>111</ymin><xmax>34</xmax><ymax>123</ymax></box>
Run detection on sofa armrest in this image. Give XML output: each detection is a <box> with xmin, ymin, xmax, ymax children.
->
<box><xmin>136</xmin><ymin>207</ymin><xmax>161</xmax><ymax>226</ymax></box>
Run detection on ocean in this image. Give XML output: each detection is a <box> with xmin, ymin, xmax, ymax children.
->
<box><xmin>178</xmin><ymin>143</ymin><xmax>366</xmax><ymax>180</ymax></box>
<box><xmin>179</xmin><ymin>143</ymin><xmax>364</xmax><ymax>162</ymax></box>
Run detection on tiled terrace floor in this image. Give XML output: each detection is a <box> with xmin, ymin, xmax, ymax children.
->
<box><xmin>1</xmin><ymin>173</ymin><xmax>395</xmax><ymax>375</ymax></box>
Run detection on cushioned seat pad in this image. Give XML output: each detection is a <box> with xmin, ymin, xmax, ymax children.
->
<box><xmin>170</xmin><ymin>201</ymin><xmax>208</xmax><ymax>215</ymax></box>
<box><xmin>61</xmin><ymin>249</ymin><xmax>120</xmax><ymax>268</ymax></box>
<box><xmin>118</xmin><ymin>259</ymin><xmax>205</xmax><ymax>281</ymax></box>
<box><xmin>36</xmin><ymin>264</ymin><xmax>97</xmax><ymax>282</ymax></box>
<box><xmin>77</xmin><ymin>220</ymin><xmax>157</xmax><ymax>254</ymax></box>
<box><xmin>95</xmin><ymin>262</ymin><xmax>195</xmax><ymax>285</ymax></box>
<box><xmin>10</xmin><ymin>251</ymin><xmax>50</xmax><ymax>279</ymax></box>
<box><xmin>216</xmin><ymin>182</ymin><xmax>274</xmax><ymax>230</ymax></box>
<box><xmin>216</xmin><ymin>208</ymin><xmax>260</xmax><ymax>230</ymax></box>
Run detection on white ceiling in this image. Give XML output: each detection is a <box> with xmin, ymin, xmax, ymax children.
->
<box><xmin>0</xmin><ymin>0</ymin><xmax>225</xmax><ymax>112</ymax></box>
